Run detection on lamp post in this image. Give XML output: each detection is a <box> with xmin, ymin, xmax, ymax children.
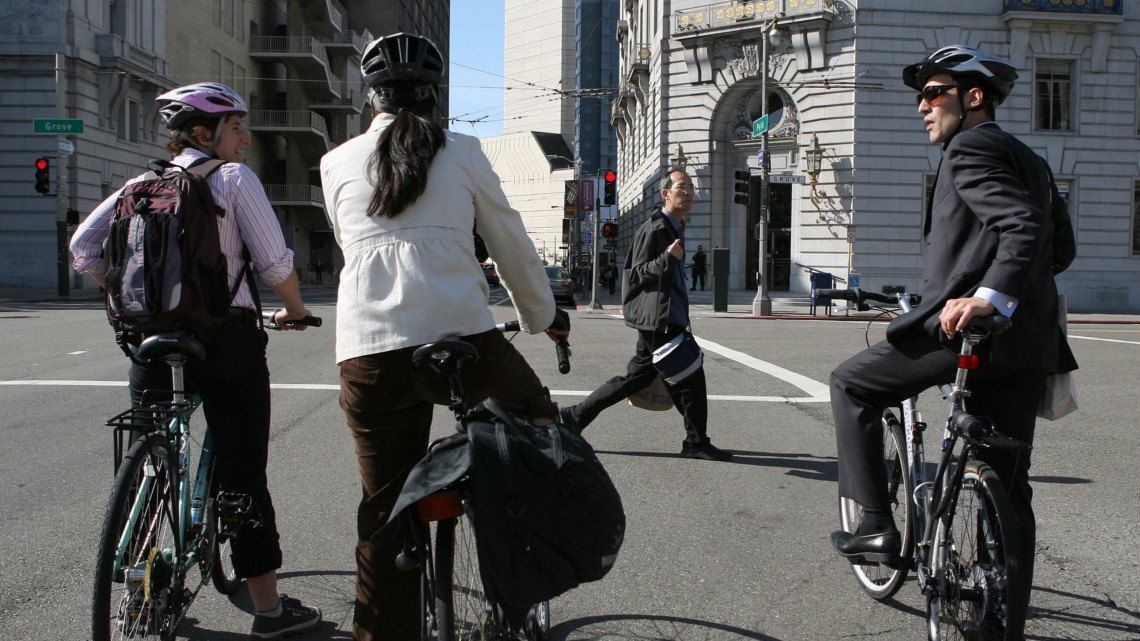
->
<box><xmin>805</xmin><ymin>134</ymin><xmax>825</xmax><ymax>197</ymax></box>
<box><xmin>752</xmin><ymin>19</ymin><xmax>781</xmax><ymax>316</ymax></box>
<box><xmin>672</xmin><ymin>143</ymin><xmax>688</xmax><ymax>172</ymax></box>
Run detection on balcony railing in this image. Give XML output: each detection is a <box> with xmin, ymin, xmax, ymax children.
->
<box><xmin>250</xmin><ymin>35</ymin><xmax>329</xmax><ymax>59</ymax></box>
<box><xmin>249</xmin><ymin>110</ymin><xmax>330</xmax><ymax>139</ymax></box>
<box><xmin>263</xmin><ymin>184</ymin><xmax>324</xmax><ymax>207</ymax></box>
<box><xmin>1003</xmin><ymin>0</ymin><xmax>1121</xmax><ymax>14</ymax></box>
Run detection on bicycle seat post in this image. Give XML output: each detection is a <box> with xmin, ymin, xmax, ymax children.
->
<box><xmin>165</xmin><ymin>354</ymin><xmax>190</xmax><ymax>404</ymax></box>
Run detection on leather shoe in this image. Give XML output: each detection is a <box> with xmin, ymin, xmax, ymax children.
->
<box><xmin>680</xmin><ymin>441</ymin><xmax>733</xmax><ymax>462</ymax></box>
<box><xmin>830</xmin><ymin>529</ymin><xmax>902</xmax><ymax>565</ymax></box>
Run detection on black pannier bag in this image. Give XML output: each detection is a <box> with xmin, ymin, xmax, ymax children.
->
<box><xmin>379</xmin><ymin>399</ymin><xmax>625</xmax><ymax>614</ymax></box>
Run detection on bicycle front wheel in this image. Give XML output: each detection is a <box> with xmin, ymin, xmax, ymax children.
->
<box><xmin>838</xmin><ymin>408</ymin><xmax>914</xmax><ymax>601</ymax></box>
<box><xmin>92</xmin><ymin>433</ymin><xmax>181</xmax><ymax>641</ymax></box>
<box><xmin>927</xmin><ymin>461</ymin><xmax>1014</xmax><ymax>641</ymax></box>
<box><xmin>433</xmin><ymin>502</ymin><xmax>497</xmax><ymax>641</ymax></box>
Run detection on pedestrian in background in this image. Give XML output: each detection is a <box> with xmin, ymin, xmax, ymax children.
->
<box><xmin>560</xmin><ymin>169</ymin><xmax>732</xmax><ymax>462</ymax></box>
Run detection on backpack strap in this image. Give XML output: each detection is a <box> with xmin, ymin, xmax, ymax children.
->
<box><xmin>185</xmin><ymin>157</ymin><xmax>264</xmax><ymax>329</ymax></box>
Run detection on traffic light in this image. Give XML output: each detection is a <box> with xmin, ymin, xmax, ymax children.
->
<box><xmin>603</xmin><ymin>170</ymin><xmax>617</xmax><ymax>206</ymax></box>
<box><xmin>35</xmin><ymin>158</ymin><xmax>51</xmax><ymax>195</ymax></box>
<box><xmin>733</xmin><ymin>169</ymin><xmax>750</xmax><ymax>206</ymax></box>
<box><xmin>601</xmin><ymin>221</ymin><xmax>618</xmax><ymax>238</ymax></box>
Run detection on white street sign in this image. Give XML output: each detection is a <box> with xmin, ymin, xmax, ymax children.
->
<box><xmin>769</xmin><ymin>174</ymin><xmax>806</xmax><ymax>184</ymax></box>
<box><xmin>58</xmin><ymin>139</ymin><xmax>75</xmax><ymax>155</ymax></box>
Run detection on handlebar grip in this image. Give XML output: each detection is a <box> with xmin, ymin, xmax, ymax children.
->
<box><xmin>264</xmin><ymin>312</ymin><xmax>322</xmax><ymax>329</ymax></box>
<box><xmin>556</xmin><ymin>338</ymin><xmax>571</xmax><ymax>374</ymax></box>
<box><xmin>291</xmin><ymin>316</ymin><xmax>322</xmax><ymax>327</ymax></box>
<box><xmin>496</xmin><ymin>320</ymin><xmax>521</xmax><ymax>333</ymax></box>
<box><xmin>815</xmin><ymin>288</ymin><xmax>854</xmax><ymax>301</ymax></box>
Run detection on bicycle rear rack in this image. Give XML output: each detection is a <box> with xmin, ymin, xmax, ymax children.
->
<box><xmin>106</xmin><ymin>400</ymin><xmax>196</xmax><ymax>473</ymax></box>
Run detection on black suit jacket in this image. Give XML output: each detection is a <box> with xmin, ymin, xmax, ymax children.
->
<box><xmin>887</xmin><ymin>124</ymin><xmax>1077</xmax><ymax>374</ymax></box>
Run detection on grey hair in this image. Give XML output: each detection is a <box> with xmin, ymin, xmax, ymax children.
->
<box><xmin>661</xmin><ymin>169</ymin><xmax>690</xmax><ymax>192</ymax></box>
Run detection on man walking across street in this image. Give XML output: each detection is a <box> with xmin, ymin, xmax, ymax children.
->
<box><xmin>828</xmin><ymin>46</ymin><xmax>1076</xmax><ymax>640</ymax></box>
<box><xmin>560</xmin><ymin>169</ymin><xmax>732</xmax><ymax>462</ymax></box>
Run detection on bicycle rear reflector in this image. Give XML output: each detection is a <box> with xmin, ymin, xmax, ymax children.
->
<box><xmin>958</xmin><ymin>354</ymin><xmax>980</xmax><ymax>370</ymax></box>
<box><xmin>418</xmin><ymin>492</ymin><xmax>464</xmax><ymax>522</ymax></box>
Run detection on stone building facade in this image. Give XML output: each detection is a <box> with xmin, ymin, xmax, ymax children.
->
<box><xmin>611</xmin><ymin>0</ymin><xmax>1138</xmax><ymax>312</ymax></box>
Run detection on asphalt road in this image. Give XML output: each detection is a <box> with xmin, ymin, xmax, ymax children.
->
<box><xmin>1</xmin><ymin>289</ymin><xmax>1137</xmax><ymax>640</ymax></box>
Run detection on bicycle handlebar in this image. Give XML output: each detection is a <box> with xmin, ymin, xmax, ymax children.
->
<box><xmin>496</xmin><ymin>320</ymin><xmax>572</xmax><ymax>374</ymax></box>
<box><xmin>263</xmin><ymin>311</ymin><xmax>323</xmax><ymax>330</ymax></box>
<box><xmin>814</xmin><ymin>287</ymin><xmax>921</xmax><ymax>311</ymax></box>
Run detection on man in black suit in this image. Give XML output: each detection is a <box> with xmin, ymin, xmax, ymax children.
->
<box><xmin>829</xmin><ymin>46</ymin><xmax>1077</xmax><ymax>639</ymax></box>
<box><xmin>559</xmin><ymin>169</ymin><xmax>732</xmax><ymax>462</ymax></box>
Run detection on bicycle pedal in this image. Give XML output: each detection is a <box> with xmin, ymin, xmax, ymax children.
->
<box><xmin>215</xmin><ymin>492</ymin><xmax>253</xmax><ymax>516</ymax></box>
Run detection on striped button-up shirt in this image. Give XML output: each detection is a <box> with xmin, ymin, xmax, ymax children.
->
<box><xmin>69</xmin><ymin>149</ymin><xmax>295</xmax><ymax>311</ymax></box>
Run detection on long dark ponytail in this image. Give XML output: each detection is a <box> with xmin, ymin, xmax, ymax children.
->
<box><xmin>365</xmin><ymin>103</ymin><xmax>445</xmax><ymax>218</ymax></box>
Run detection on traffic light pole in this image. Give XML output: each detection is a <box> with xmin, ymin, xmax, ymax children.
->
<box><xmin>751</xmin><ymin>30</ymin><xmax>773</xmax><ymax>316</ymax></box>
<box><xmin>55</xmin><ymin>52</ymin><xmax>70</xmax><ymax>298</ymax></box>
<box><xmin>588</xmin><ymin>195</ymin><xmax>602</xmax><ymax>309</ymax></box>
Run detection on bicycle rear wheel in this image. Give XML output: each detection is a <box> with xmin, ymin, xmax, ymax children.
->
<box><xmin>927</xmin><ymin>461</ymin><xmax>1014</xmax><ymax>641</ymax></box>
<box><xmin>208</xmin><ymin>494</ymin><xmax>242</xmax><ymax>595</ymax></box>
<box><xmin>92</xmin><ymin>433</ymin><xmax>181</xmax><ymax>641</ymax></box>
<box><xmin>838</xmin><ymin>408</ymin><xmax>914</xmax><ymax>601</ymax></box>
<box><xmin>433</xmin><ymin>501</ymin><xmax>497</xmax><ymax>641</ymax></box>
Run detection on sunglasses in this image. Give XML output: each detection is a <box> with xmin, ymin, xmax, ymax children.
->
<box><xmin>915</xmin><ymin>84</ymin><xmax>958</xmax><ymax>106</ymax></box>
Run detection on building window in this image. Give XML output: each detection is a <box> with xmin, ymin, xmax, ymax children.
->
<box><xmin>1035</xmin><ymin>60</ymin><xmax>1072</xmax><ymax>131</ymax></box>
<box><xmin>1133</xmin><ymin>182</ymin><xmax>1140</xmax><ymax>255</ymax></box>
<box><xmin>118</xmin><ymin>99</ymin><xmax>139</xmax><ymax>142</ymax></box>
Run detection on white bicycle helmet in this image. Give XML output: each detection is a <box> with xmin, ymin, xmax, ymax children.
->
<box><xmin>902</xmin><ymin>45</ymin><xmax>1018</xmax><ymax>105</ymax></box>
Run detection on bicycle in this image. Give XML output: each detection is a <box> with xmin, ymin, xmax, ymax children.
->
<box><xmin>820</xmin><ymin>287</ymin><xmax>1028</xmax><ymax>641</ymax></box>
<box><xmin>388</xmin><ymin>321</ymin><xmax>570</xmax><ymax>641</ymax></box>
<box><xmin>91</xmin><ymin>312</ymin><xmax>322</xmax><ymax>641</ymax></box>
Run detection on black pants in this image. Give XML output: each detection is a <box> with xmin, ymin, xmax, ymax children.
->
<box><xmin>129</xmin><ymin>313</ymin><xmax>282</xmax><ymax>579</ymax></box>
<box><xmin>830</xmin><ymin>331</ymin><xmax>1046</xmax><ymax>640</ymax></box>
<box><xmin>568</xmin><ymin>325</ymin><xmax>709</xmax><ymax>445</ymax></box>
<box><xmin>690</xmin><ymin>269</ymin><xmax>705</xmax><ymax>290</ymax></box>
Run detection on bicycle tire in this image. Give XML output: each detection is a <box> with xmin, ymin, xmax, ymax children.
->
<box><xmin>434</xmin><ymin>503</ymin><xmax>498</xmax><ymax>641</ymax></box>
<box><xmin>838</xmin><ymin>408</ymin><xmax>914</xmax><ymax>601</ymax></box>
<box><xmin>926</xmin><ymin>461</ymin><xmax>1015</xmax><ymax>641</ymax></box>
<box><xmin>92</xmin><ymin>433</ymin><xmax>181</xmax><ymax>641</ymax></box>
<box><xmin>208</xmin><ymin>492</ymin><xmax>242</xmax><ymax>595</ymax></box>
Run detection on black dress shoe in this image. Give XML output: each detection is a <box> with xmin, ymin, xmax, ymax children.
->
<box><xmin>830</xmin><ymin>529</ymin><xmax>902</xmax><ymax>565</ymax></box>
<box><xmin>680</xmin><ymin>441</ymin><xmax>733</xmax><ymax>462</ymax></box>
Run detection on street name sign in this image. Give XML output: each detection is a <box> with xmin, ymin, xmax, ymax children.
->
<box><xmin>58</xmin><ymin>139</ymin><xmax>76</xmax><ymax>155</ymax></box>
<box><xmin>752</xmin><ymin>115</ymin><xmax>768</xmax><ymax>137</ymax></box>
<box><xmin>33</xmin><ymin>118</ymin><xmax>85</xmax><ymax>134</ymax></box>
<box><xmin>769</xmin><ymin>174</ymin><xmax>806</xmax><ymax>184</ymax></box>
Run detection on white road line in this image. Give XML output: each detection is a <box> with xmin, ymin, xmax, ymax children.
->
<box><xmin>1068</xmin><ymin>334</ymin><xmax>1140</xmax><ymax>346</ymax></box>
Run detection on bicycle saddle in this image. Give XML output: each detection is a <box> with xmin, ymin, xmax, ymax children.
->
<box><xmin>137</xmin><ymin>331</ymin><xmax>206</xmax><ymax>363</ymax></box>
<box><xmin>412</xmin><ymin>339</ymin><xmax>479</xmax><ymax>375</ymax></box>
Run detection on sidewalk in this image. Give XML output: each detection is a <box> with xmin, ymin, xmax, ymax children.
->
<box><xmin>3</xmin><ymin>283</ymin><xmax>1137</xmax><ymax>324</ymax></box>
<box><xmin>573</xmin><ymin>285</ymin><xmax>1140</xmax><ymax>324</ymax></box>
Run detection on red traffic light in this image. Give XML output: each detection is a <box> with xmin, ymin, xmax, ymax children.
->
<box><xmin>604</xmin><ymin>170</ymin><xmax>616</xmax><ymax>183</ymax></box>
<box><xmin>601</xmin><ymin>221</ymin><xmax>618</xmax><ymax>238</ymax></box>
<box><xmin>36</xmin><ymin>158</ymin><xmax>49</xmax><ymax>171</ymax></box>
<box><xmin>603</xmin><ymin>170</ymin><xmax>617</xmax><ymax>205</ymax></box>
<box><xmin>34</xmin><ymin>157</ymin><xmax>51</xmax><ymax>195</ymax></box>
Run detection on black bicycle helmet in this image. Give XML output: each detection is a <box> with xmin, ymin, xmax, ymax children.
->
<box><xmin>361</xmin><ymin>32</ymin><xmax>445</xmax><ymax>89</ymax></box>
<box><xmin>902</xmin><ymin>45</ymin><xmax>1018</xmax><ymax>105</ymax></box>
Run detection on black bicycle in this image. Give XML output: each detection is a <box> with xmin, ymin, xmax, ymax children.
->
<box><xmin>820</xmin><ymin>287</ymin><xmax>1026</xmax><ymax>641</ymax></box>
<box><xmin>388</xmin><ymin>321</ymin><xmax>569</xmax><ymax>641</ymax></box>
<box><xmin>91</xmin><ymin>312</ymin><xmax>321</xmax><ymax>641</ymax></box>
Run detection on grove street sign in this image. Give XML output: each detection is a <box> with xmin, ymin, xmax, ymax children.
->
<box><xmin>33</xmin><ymin>118</ymin><xmax>85</xmax><ymax>134</ymax></box>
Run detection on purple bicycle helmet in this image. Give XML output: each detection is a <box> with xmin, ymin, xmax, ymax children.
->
<box><xmin>156</xmin><ymin>82</ymin><xmax>248</xmax><ymax>132</ymax></box>
<box><xmin>902</xmin><ymin>45</ymin><xmax>1018</xmax><ymax>105</ymax></box>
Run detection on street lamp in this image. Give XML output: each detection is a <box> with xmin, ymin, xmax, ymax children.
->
<box><xmin>805</xmin><ymin>134</ymin><xmax>825</xmax><ymax>197</ymax></box>
<box><xmin>753</xmin><ymin>18</ymin><xmax>781</xmax><ymax>317</ymax></box>
<box><xmin>672</xmin><ymin>144</ymin><xmax>688</xmax><ymax>172</ymax></box>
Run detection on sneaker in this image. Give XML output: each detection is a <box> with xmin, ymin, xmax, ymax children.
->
<box><xmin>680</xmin><ymin>441</ymin><xmax>733</xmax><ymax>462</ymax></box>
<box><xmin>250</xmin><ymin>594</ymin><xmax>322</xmax><ymax>640</ymax></box>
<box><xmin>558</xmin><ymin>405</ymin><xmax>581</xmax><ymax>433</ymax></box>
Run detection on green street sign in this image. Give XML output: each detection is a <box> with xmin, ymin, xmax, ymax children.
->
<box><xmin>33</xmin><ymin>118</ymin><xmax>85</xmax><ymax>134</ymax></box>
<box><xmin>752</xmin><ymin>115</ymin><xmax>768</xmax><ymax>137</ymax></box>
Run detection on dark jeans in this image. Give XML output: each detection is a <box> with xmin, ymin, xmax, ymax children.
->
<box><xmin>128</xmin><ymin>313</ymin><xmax>282</xmax><ymax>579</ymax></box>
<box><xmin>690</xmin><ymin>268</ymin><xmax>705</xmax><ymax>290</ymax></box>
<box><xmin>830</xmin><ymin>331</ymin><xmax>1046</xmax><ymax>640</ymax></box>
<box><xmin>338</xmin><ymin>330</ymin><xmax>557</xmax><ymax>641</ymax></box>
<box><xmin>568</xmin><ymin>325</ymin><xmax>709</xmax><ymax>445</ymax></box>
